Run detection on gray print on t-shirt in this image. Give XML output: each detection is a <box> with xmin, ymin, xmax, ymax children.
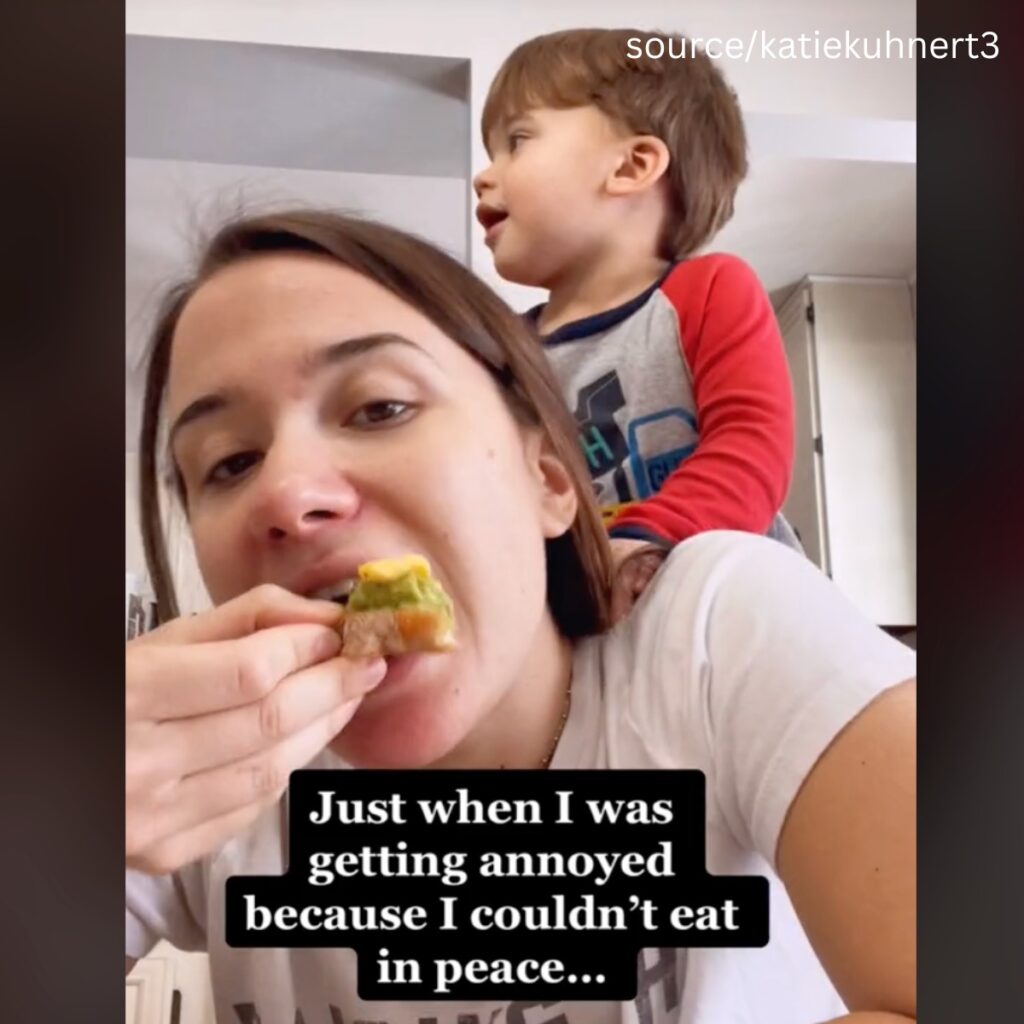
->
<box><xmin>231</xmin><ymin>949</ymin><xmax>685</xmax><ymax>1024</ymax></box>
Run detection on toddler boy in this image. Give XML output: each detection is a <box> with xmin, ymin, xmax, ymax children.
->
<box><xmin>474</xmin><ymin>29</ymin><xmax>801</xmax><ymax>614</ymax></box>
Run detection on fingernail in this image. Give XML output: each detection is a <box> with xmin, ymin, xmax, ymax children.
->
<box><xmin>317</xmin><ymin>629</ymin><xmax>343</xmax><ymax>658</ymax></box>
<box><xmin>350</xmin><ymin>657</ymin><xmax>387</xmax><ymax>690</ymax></box>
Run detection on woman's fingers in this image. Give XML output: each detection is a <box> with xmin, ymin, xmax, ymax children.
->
<box><xmin>150</xmin><ymin>656</ymin><xmax>386</xmax><ymax>780</ymax></box>
<box><xmin>127</xmin><ymin>797</ymin><xmax>273</xmax><ymax>876</ymax></box>
<box><xmin>125</xmin><ymin>583</ymin><xmax>373</xmax><ymax>875</ymax></box>
<box><xmin>131</xmin><ymin>697</ymin><xmax>367</xmax><ymax>856</ymax></box>
<box><xmin>137</xmin><ymin>584</ymin><xmax>343</xmax><ymax>647</ymax></box>
<box><xmin>127</xmin><ymin>622</ymin><xmax>344</xmax><ymax>721</ymax></box>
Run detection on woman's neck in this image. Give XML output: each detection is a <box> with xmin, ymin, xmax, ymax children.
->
<box><xmin>431</xmin><ymin>613</ymin><xmax>575</xmax><ymax>770</ymax></box>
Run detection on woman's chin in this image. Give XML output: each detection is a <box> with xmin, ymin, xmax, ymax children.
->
<box><xmin>328</xmin><ymin>715</ymin><xmax>465</xmax><ymax>768</ymax></box>
<box><xmin>327</xmin><ymin>653</ymin><xmax>473</xmax><ymax>768</ymax></box>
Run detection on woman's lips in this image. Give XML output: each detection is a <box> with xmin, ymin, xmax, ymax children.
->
<box><xmin>353</xmin><ymin>651</ymin><xmax>444</xmax><ymax>701</ymax></box>
<box><xmin>376</xmin><ymin>652</ymin><xmax>423</xmax><ymax>691</ymax></box>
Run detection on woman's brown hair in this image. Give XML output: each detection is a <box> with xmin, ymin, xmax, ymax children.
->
<box><xmin>139</xmin><ymin>209</ymin><xmax>613</xmax><ymax>636</ymax></box>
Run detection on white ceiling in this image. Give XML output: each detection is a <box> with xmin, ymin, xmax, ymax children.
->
<box><xmin>127</xmin><ymin>35</ymin><xmax>470</xmax><ymax>178</ymax></box>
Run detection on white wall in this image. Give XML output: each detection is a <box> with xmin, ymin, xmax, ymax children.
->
<box><xmin>126</xmin><ymin>0</ymin><xmax>916</xmax><ymax>310</ymax></box>
<box><xmin>715</xmin><ymin>156</ymin><xmax>915</xmax><ymax>297</ymax></box>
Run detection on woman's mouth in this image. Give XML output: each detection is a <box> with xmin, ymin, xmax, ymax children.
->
<box><xmin>376</xmin><ymin>651</ymin><xmax>423</xmax><ymax>690</ymax></box>
<box><xmin>309</xmin><ymin>578</ymin><xmax>356</xmax><ymax>606</ymax></box>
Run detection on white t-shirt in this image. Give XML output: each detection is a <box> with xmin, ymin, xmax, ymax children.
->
<box><xmin>127</xmin><ymin>532</ymin><xmax>916</xmax><ymax>1024</ymax></box>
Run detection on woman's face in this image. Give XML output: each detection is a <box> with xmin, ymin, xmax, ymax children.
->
<box><xmin>166</xmin><ymin>252</ymin><xmax>577</xmax><ymax>767</ymax></box>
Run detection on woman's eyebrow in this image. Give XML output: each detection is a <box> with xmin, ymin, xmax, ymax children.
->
<box><xmin>168</xmin><ymin>333</ymin><xmax>434</xmax><ymax>447</ymax></box>
<box><xmin>168</xmin><ymin>390</ymin><xmax>235</xmax><ymax>448</ymax></box>
<box><xmin>302</xmin><ymin>332</ymin><xmax>435</xmax><ymax>377</ymax></box>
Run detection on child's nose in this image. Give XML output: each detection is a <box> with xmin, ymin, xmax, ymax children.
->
<box><xmin>473</xmin><ymin>164</ymin><xmax>496</xmax><ymax>199</ymax></box>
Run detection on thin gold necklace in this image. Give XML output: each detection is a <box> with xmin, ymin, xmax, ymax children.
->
<box><xmin>540</xmin><ymin>683</ymin><xmax>572</xmax><ymax>770</ymax></box>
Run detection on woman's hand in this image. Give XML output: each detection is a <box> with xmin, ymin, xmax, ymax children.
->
<box><xmin>126</xmin><ymin>584</ymin><xmax>385</xmax><ymax>875</ymax></box>
<box><xmin>609</xmin><ymin>538</ymin><xmax>670</xmax><ymax>623</ymax></box>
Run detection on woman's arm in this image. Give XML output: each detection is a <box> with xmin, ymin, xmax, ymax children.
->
<box><xmin>776</xmin><ymin>679</ymin><xmax>916</xmax><ymax>1022</ymax></box>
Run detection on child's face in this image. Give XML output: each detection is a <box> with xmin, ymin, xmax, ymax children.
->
<box><xmin>475</xmin><ymin>106</ymin><xmax>629</xmax><ymax>287</ymax></box>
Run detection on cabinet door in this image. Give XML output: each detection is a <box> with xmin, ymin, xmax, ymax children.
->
<box><xmin>812</xmin><ymin>280</ymin><xmax>916</xmax><ymax>626</ymax></box>
<box><xmin>126</xmin><ymin>957</ymin><xmax>175</xmax><ymax>1024</ymax></box>
<box><xmin>779</xmin><ymin>288</ymin><xmax>830</xmax><ymax>573</ymax></box>
<box><xmin>128</xmin><ymin>945</ymin><xmax>217</xmax><ymax>1024</ymax></box>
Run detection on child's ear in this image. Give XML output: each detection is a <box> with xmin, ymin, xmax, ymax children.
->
<box><xmin>606</xmin><ymin>135</ymin><xmax>671</xmax><ymax>197</ymax></box>
<box><xmin>522</xmin><ymin>428</ymin><xmax>579</xmax><ymax>540</ymax></box>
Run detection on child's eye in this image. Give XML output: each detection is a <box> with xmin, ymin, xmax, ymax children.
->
<box><xmin>508</xmin><ymin>131</ymin><xmax>528</xmax><ymax>152</ymax></box>
<box><xmin>205</xmin><ymin>451</ymin><xmax>261</xmax><ymax>486</ymax></box>
<box><xmin>348</xmin><ymin>400</ymin><xmax>416</xmax><ymax>428</ymax></box>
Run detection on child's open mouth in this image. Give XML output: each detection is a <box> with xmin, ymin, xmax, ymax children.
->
<box><xmin>476</xmin><ymin>204</ymin><xmax>508</xmax><ymax>245</ymax></box>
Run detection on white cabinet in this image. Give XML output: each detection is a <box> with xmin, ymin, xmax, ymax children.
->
<box><xmin>126</xmin><ymin>954</ymin><xmax>176</xmax><ymax>1024</ymax></box>
<box><xmin>128</xmin><ymin>943</ymin><xmax>216</xmax><ymax>1024</ymax></box>
<box><xmin>777</xmin><ymin>276</ymin><xmax>916</xmax><ymax>626</ymax></box>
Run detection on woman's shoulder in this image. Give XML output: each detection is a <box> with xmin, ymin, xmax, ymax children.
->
<box><xmin>613</xmin><ymin>527</ymin><xmax>913</xmax><ymax>699</ymax></box>
<box><xmin>598</xmin><ymin>530</ymin><xmax>914</xmax><ymax>861</ymax></box>
<box><xmin>638</xmin><ymin>529</ymin><xmax>815</xmax><ymax>618</ymax></box>
<box><xmin>600</xmin><ymin>530</ymin><xmax>802</xmax><ymax>681</ymax></box>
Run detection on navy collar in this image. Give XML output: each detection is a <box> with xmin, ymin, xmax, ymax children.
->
<box><xmin>525</xmin><ymin>263</ymin><xmax>677</xmax><ymax>346</ymax></box>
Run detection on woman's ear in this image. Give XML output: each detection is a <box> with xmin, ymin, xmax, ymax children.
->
<box><xmin>523</xmin><ymin>429</ymin><xmax>579</xmax><ymax>540</ymax></box>
<box><xmin>606</xmin><ymin>135</ymin><xmax>671</xmax><ymax>197</ymax></box>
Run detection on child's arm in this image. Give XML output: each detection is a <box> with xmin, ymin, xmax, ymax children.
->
<box><xmin>609</xmin><ymin>254</ymin><xmax>794</xmax><ymax>545</ymax></box>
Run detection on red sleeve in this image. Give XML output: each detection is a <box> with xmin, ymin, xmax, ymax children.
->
<box><xmin>609</xmin><ymin>254</ymin><xmax>794</xmax><ymax>545</ymax></box>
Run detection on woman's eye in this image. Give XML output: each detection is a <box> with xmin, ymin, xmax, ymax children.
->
<box><xmin>205</xmin><ymin>451</ymin><xmax>261</xmax><ymax>486</ymax></box>
<box><xmin>348</xmin><ymin>400</ymin><xmax>415</xmax><ymax>428</ymax></box>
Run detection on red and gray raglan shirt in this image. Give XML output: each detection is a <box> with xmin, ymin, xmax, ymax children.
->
<box><xmin>528</xmin><ymin>254</ymin><xmax>801</xmax><ymax>550</ymax></box>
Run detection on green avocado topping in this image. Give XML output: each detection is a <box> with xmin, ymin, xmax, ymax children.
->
<box><xmin>347</xmin><ymin>573</ymin><xmax>453</xmax><ymax>620</ymax></box>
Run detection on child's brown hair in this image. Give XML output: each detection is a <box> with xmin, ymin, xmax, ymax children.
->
<box><xmin>481</xmin><ymin>28</ymin><xmax>748</xmax><ymax>260</ymax></box>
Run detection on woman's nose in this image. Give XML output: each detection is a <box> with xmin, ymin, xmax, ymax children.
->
<box><xmin>247</xmin><ymin>467</ymin><xmax>361</xmax><ymax>545</ymax></box>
